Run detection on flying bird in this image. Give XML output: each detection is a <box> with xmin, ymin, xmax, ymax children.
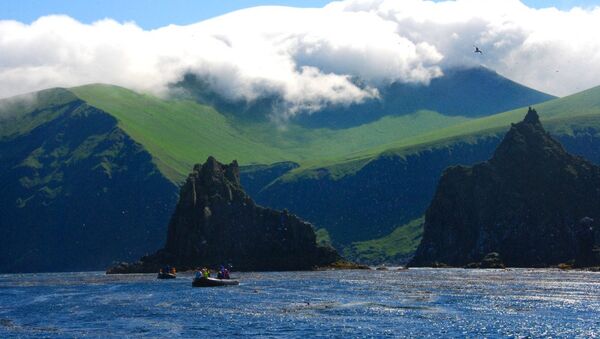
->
<box><xmin>474</xmin><ymin>46</ymin><xmax>483</xmax><ymax>54</ymax></box>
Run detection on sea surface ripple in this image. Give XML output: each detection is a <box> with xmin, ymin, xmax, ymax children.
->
<box><xmin>0</xmin><ymin>268</ymin><xmax>599</xmax><ymax>338</ymax></box>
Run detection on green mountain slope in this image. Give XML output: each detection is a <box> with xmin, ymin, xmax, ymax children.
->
<box><xmin>70</xmin><ymin>85</ymin><xmax>288</xmax><ymax>181</ymax></box>
<box><xmin>281</xmin><ymin>84</ymin><xmax>600</xmax><ymax>180</ymax></box>
<box><xmin>66</xmin><ymin>67</ymin><xmax>558</xmax><ymax>183</ymax></box>
<box><xmin>0</xmin><ymin>91</ymin><xmax>177</xmax><ymax>272</ymax></box>
<box><xmin>71</xmin><ymin>84</ymin><xmax>470</xmax><ymax>182</ymax></box>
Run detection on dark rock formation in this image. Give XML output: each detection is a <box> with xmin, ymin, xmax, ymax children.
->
<box><xmin>410</xmin><ymin>108</ymin><xmax>600</xmax><ymax>267</ymax></box>
<box><xmin>108</xmin><ymin>157</ymin><xmax>341</xmax><ymax>273</ymax></box>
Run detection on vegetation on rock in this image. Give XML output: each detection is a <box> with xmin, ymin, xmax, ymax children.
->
<box><xmin>343</xmin><ymin>218</ymin><xmax>424</xmax><ymax>265</ymax></box>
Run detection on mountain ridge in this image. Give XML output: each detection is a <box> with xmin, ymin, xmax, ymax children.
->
<box><xmin>276</xmin><ymin>83</ymin><xmax>600</xmax><ymax>182</ymax></box>
<box><xmin>0</xmin><ymin>97</ymin><xmax>177</xmax><ymax>272</ymax></box>
<box><xmin>295</xmin><ymin>66</ymin><xmax>555</xmax><ymax>129</ymax></box>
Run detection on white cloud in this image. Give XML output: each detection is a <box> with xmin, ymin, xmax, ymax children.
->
<box><xmin>330</xmin><ymin>0</ymin><xmax>600</xmax><ymax>96</ymax></box>
<box><xmin>0</xmin><ymin>91</ymin><xmax>40</xmax><ymax>119</ymax></box>
<box><xmin>1</xmin><ymin>0</ymin><xmax>600</xmax><ymax>118</ymax></box>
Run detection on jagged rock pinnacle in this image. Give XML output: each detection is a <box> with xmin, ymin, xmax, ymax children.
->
<box><xmin>410</xmin><ymin>108</ymin><xmax>600</xmax><ymax>268</ymax></box>
<box><xmin>107</xmin><ymin>157</ymin><xmax>341</xmax><ymax>273</ymax></box>
<box><xmin>523</xmin><ymin>106</ymin><xmax>540</xmax><ymax>125</ymax></box>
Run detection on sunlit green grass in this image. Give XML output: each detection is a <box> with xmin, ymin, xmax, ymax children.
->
<box><xmin>7</xmin><ymin>83</ymin><xmax>600</xmax><ymax>184</ymax></box>
<box><xmin>280</xmin><ymin>85</ymin><xmax>600</xmax><ymax>181</ymax></box>
<box><xmin>344</xmin><ymin>218</ymin><xmax>424</xmax><ymax>264</ymax></box>
<box><xmin>70</xmin><ymin>84</ymin><xmax>469</xmax><ymax>181</ymax></box>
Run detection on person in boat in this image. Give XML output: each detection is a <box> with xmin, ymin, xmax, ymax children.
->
<box><xmin>194</xmin><ymin>268</ymin><xmax>202</xmax><ymax>279</ymax></box>
<box><xmin>202</xmin><ymin>267</ymin><xmax>210</xmax><ymax>278</ymax></box>
<box><xmin>216</xmin><ymin>265</ymin><xmax>230</xmax><ymax>279</ymax></box>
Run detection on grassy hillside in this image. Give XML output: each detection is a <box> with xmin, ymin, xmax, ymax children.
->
<box><xmin>70</xmin><ymin>84</ymin><xmax>469</xmax><ymax>182</ymax></box>
<box><xmin>70</xmin><ymin>85</ymin><xmax>288</xmax><ymax>181</ymax></box>
<box><xmin>371</xmin><ymin>84</ymin><xmax>600</xmax><ymax>155</ymax></box>
<box><xmin>279</xmin><ymin>85</ymin><xmax>600</xmax><ymax>181</ymax></box>
<box><xmin>65</xmin><ymin>73</ymin><xmax>567</xmax><ymax>184</ymax></box>
<box><xmin>0</xmin><ymin>97</ymin><xmax>176</xmax><ymax>272</ymax></box>
<box><xmin>344</xmin><ymin>218</ymin><xmax>424</xmax><ymax>265</ymax></box>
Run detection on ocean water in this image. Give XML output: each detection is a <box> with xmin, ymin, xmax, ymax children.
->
<box><xmin>0</xmin><ymin>268</ymin><xmax>598</xmax><ymax>338</ymax></box>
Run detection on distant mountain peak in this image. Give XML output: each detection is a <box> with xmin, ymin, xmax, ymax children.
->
<box><xmin>294</xmin><ymin>66</ymin><xmax>556</xmax><ymax>129</ymax></box>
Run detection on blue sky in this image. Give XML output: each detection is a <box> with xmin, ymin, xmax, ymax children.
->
<box><xmin>1</xmin><ymin>0</ymin><xmax>600</xmax><ymax>29</ymax></box>
<box><xmin>1</xmin><ymin>1</ymin><xmax>331</xmax><ymax>29</ymax></box>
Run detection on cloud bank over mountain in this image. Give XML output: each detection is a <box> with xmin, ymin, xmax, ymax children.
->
<box><xmin>1</xmin><ymin>0</ymin><xmax>599</xmax><ymax>118</ymax></box>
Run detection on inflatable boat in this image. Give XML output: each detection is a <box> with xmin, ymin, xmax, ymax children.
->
<box><xmin>192</xmin><ymin>277</ymin><xmax>239</xmax><ymax>287</ymax></box>
<box><xmin>157</xmin><ymin>272</ymin><xmax>176</xmax><ymax>279</ymax></box>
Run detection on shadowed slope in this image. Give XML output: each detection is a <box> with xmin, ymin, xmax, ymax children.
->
<box><xmin>0</xmin><ymin>93</ymin><xmax>176</xmax><ymax>272</ymax></box>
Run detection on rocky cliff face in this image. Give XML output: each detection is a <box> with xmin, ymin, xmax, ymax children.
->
<box><xmin>411</xmin><ymin>108</ymin><xmax>600</xmax><ymax>267</ymax></box>
<box><xmin>109</xmin><ymin>157</ymin><xmax>340</xmax><ymax>273</ymax></box>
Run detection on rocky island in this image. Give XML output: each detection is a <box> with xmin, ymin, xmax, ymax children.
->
<box><xmin>410</xmin><ymin>108</ymin><xmax>600</xmax><ymax>268</ymax></box>
<box><xmin>108</xmin><ymin>157</ymin><xmax>341</xmax><ymax>273</ymax></box>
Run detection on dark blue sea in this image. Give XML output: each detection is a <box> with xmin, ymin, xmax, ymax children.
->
<box><xmin>1</xmin><ymin>268</ymin><xmax>599</xmax><ymax>338</ymax></box>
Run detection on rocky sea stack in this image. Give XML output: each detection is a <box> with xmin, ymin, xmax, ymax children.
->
<box><xmin>410</xmin><ymin>108</ymin><xmax>600</xmax><ymax>268</ymax></box>
<box><xmin>108</xmin><ymin>157</ymin><xmax>341</xmax><ymax>273</ymax></box>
